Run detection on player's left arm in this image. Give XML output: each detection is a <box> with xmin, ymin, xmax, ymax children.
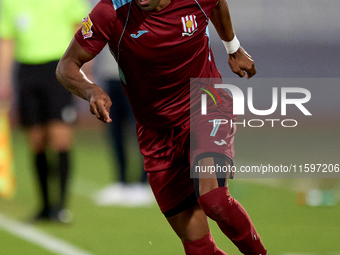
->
<box><xmin>210</xmin><ymin>0</ymin><xmax>256</xmax><ymax>78</ymax></box>
<box><xmin>0</xmin><ymin>38</ymin><xmax>15</xmax><ymax>101</ymax></box>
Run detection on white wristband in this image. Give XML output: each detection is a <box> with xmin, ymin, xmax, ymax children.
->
<box><xmin>222</xmin><ymin>35</ymin><xmax>240</xmax><ymax>54</ymax></box>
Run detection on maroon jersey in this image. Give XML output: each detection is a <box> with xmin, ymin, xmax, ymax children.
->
<box><xmin>75</xmin><ymin>0</ymin><xmax>221</xmax><ymax>127</ymax></box>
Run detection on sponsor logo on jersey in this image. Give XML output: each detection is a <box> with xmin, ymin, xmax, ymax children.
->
<box><xmin>130</xmin><ymin>30</ymin><xmax>149</xmax><ymax>38</ymax></box>
<box><xmin>81</xmin><ymin>16</ymin><xmax>93</xmax><ymax>39</ymax></box>
<box><xmin>214</xmin><ymin>139</ymin><xmax>228</xmax><ymax>146</ymax></box>
<box><xmin>181</xmin><ymin>15</ymin><xmax>197</xmax><ymax>36</ymax></box>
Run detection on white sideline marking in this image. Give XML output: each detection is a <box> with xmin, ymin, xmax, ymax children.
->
<box><xmin>282</xmin><ymin>253</ymin><xmax>314</xmax><ymax>255</ymax></box>
<box><xmin>282</xmin><ymin>254</ymin><xmax>340</xmax><ymax>255</ymax></box>
<box><xmin>0</xmin><ymin>213</ymin><xmax>94</xmax><ymax>255</ymax></box>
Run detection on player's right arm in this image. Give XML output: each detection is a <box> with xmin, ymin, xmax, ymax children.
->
<box><xmin>56</xmin><ymin>38</ymin><xmax>112</xmax><ymax>123</ymax></box>
<box><xmin>57</xmin><ymin>0</ymin><xmax>115</xmax><ymax>123</ymax></box>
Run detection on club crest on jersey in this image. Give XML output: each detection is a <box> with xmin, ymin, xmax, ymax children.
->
<box><xmin>181</xmin><ymin>15</ymin><xmax>198</xmax><ymax>36</ymax></box>
<box><xmin>81</xmin><ymin>16</ymin><xmax>93</xmax><ymax>39</ymax></box>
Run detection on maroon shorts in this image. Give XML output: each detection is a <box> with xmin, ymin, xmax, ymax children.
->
<box><xmin>137</xmin><ymin>92</ymin><xmax>236</xmax><ymax>214</ymax></box>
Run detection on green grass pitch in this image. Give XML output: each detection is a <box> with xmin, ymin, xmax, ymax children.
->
<box><xmin>0</xmin><ymin>125</ymin><xmax>339</xmax><ymax>254</ymax></box>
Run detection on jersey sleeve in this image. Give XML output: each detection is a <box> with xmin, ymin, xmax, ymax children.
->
<box><xmin>0</xmin><ymin>0</ymin><xmax>15</xmax><ymax>39</ymax></box>
<box><xmin>74</xmin><ymin>0</ymin><xmax>115</xmax><ymax>55</ymax></box>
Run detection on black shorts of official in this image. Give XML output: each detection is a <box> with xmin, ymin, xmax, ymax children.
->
<box><xmin>17</xmin><ymin>61</ymin><xmax>75</xmax><ymax>127</ymax></box>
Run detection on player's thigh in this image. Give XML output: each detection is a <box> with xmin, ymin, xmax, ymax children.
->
<box><xmin>166</xmin><ymin>204</ymin><xmax>210</xmax><ymax>242</ymax></box>
<box><xmin>195</xmin><ymin>157</ymin><xmax>231</xmax><ymax>196</ymax></box>
<box><xmin>191</xmin><ymin>121</ymin><xmax>235</xmax><ymax>196</ymax></box>
<box><xmin>27</xmin><ymin>125</ymin><xmax>47</xmax><ymax>153</ymax></box>
<box><xmin>47</xmin><ymin>121</ymin><xmax>73</xmax><ymax>151</ymax></box>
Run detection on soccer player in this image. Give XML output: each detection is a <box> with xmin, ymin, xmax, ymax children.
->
<box><xmin>0</xmin><ymin>0</ymin><xmax>90</xmax><ymax>222</ymax></box>
<box><xmin>56</xmin><ymin>0</ymin><xmax>267</xmax><ymax>253</ymax></box>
